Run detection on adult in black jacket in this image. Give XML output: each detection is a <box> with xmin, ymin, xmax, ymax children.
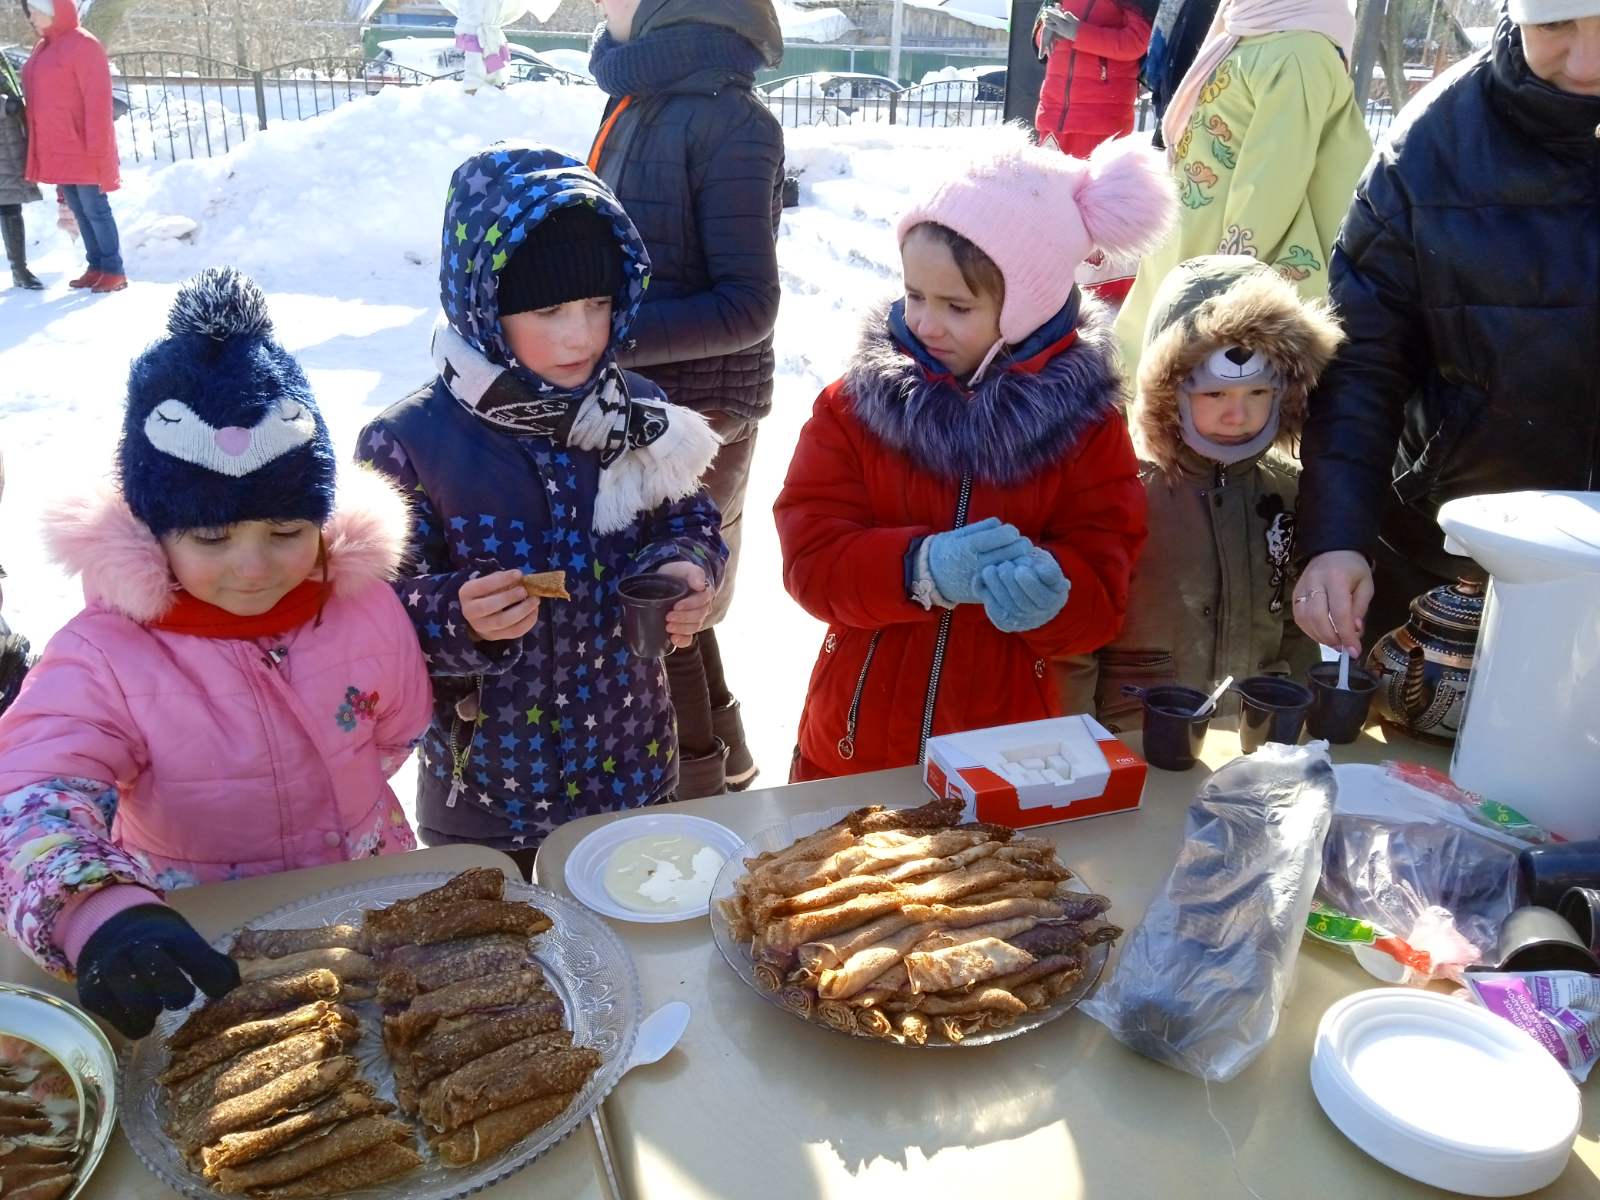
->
<box><xmin>589</xmin><ymin>0</ymin><xmax>784</xmax><ymax>797</ymax></box>
<box><xmin>1292</xmin><ymin>11</ymin><xmax>1600</xmax><ymax>656</ymax></box>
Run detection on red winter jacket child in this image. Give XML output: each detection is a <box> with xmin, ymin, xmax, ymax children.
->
<box><xmin>1034</xmin><ymin>0</ymin><xmax>1153</xmax><ymax>157</ymax></box>
<box><xmin>776</xmin><ymin>299</ymin><xmax>1147</xmax><ymax>781</ymax></box>
<box><xmin>21</xmin><ymin>0</ymin><xmax>119</xmax><ymax>192</ymax></box>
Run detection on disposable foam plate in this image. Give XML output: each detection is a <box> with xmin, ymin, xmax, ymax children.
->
<box><xmin>1311</xmin><ymin>988</ymin><xmax>1581</xmax><ymax>1196</ymax></box>
<box><xmin>565</xmin><ymin>812</ymin><xmax>745</xmax><ymax>923</ymax></box>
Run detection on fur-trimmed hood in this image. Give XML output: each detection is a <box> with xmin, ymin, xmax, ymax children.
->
<box><xmin>43</xmin><ymin>463</ymin><xmax>412</xmax><ymax>625</ymax></box>
<box><xmin>845</xmin><ymin>294</ymin><xmax>1126</xmax><ymax>486</ymax></box>
<box><xmin>1133</xmin><ymin>256</ymin><xmax>1344</xmax><ymax>477</ymax></box>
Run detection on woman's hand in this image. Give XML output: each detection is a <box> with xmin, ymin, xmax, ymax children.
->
<box><xmin>459</xmin><ymin>569</ymin><xmax>540</xmax><ymax>642</ymax></box>
<box><xmin>655</xmin><ymin>561</ymin><xmax>715</xmax><ymax>649</ymax></box>
<box><xmin>1291</xmin><ymin>551</ymin><xmax>1373</xmax><ymax>656</ymax></box>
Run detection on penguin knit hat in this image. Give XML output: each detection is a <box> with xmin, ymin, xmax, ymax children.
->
<box><xmin>896</xmin><ymin>129</ymin><xmax>1177</xmax><ymax>345</ymax></box>
<box><xmin>118</xmin><ymin>268</ymin><xmax>336</xmax><ymax>538</ymax></box>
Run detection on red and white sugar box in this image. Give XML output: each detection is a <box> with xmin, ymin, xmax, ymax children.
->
<box><xmin>923</xmin><ymin>715</ymin><xmax>1146</xmax><ymax>829</ymax></box>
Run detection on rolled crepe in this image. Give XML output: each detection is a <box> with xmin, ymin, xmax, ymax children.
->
<box><xmin>857</xmin><ymin>1009</ymin><xmax>895</xmax><ymax>1038</ymax></box>
<box><xmin>847</xmin><ymin>796</ymin><xmax>963</xmax><ymax>833</ymax></box>
<box><xmin>6</xmin><ymin>1173</ymin><xmax>75</xmax><ymax>1200</ymax></box>
<box><xmin>248</xmin><ymin>1140</ymin><xmax>423</xmax><ymax>1197</ymax></box>
<box><xmin>181</xmin><ymin>1057</ymin><xmax>357</xmax><ymax>1152</ymax></box>
<box><xmin>416</xmin><ymin>1033</ymin><xmax>576</xmax><ymax>1115</ymax></box>
<box><xmin>365</xmin><ymin>901</ymin><xmax>550</xmax><ymax>955</ymax></box>
<box><xmin>382</xmin><ymin>969</ymin><xmax>548</xmax><ymax>1046</ymax></box>
<box><xmin>877</xmin><ymin>840</ymin><xmax>1005</xmax><ymax>884</ymax></box>
<box><xmin>758</xmin><ymin>874</ymin><xmax>899</xmax><ymax>921</ymax></box>
<box><xmin>0</xmin><ymin>1095</ymin><xmax>45</xmax><ymax>1118</ymax></box>
<box><xmin>408</xmin><ymin>1006</ymin><xmax>568</xmax><ymax>1086</ymax></box>
<box><xmin>363</xmin><ymin>869</ymin><xmax>506</xmax><ymax>937</ymax></box>
<box><xmin>0</xmin><ymin>1134</ymin><xmax>77</xmax><ymax>1167</ymax></box>
<box><xmin>230</xmin><ymin>925</ymin><xmax>364</xmax><ymax>960</ymax></box>
<box><xmin>160</xmin><ymin>1003</ymin><xmax>354</xmax><ymax>1086</ymax></box>
<box><xmin>896</xmin><ymin>1012</ymin><xmax>931</xmax><ymax>1045</ymax></box>
<box><xmin>199</xmin><ymin>1088</ymin><xmax>392</xmax><ymax>1176</ymax></box>
<box><xmin>1007</xmin><ymin>920</ymin><xmax>1088</xmax><ymax>958</ymax></box>
<box><xmin>170</xmin><ymin>1022</ymin><xmax>359</xmax><ymax>1129</ymax></box>
<box><xmin>431</xmin><ymin>1091</ymin><xmax>574</xmax><ymax>1166</ymax></box>
<box><xmin>914</xmin><ymin>987</ymin><xmax>1029</xmax><ymax>1017</ymax></box>
<box><xmin>235</xmin><ymin>947</ymin><xmax>375</xmax><ymax>985</ymax></box>
<box><xmin>0</xmin><ymin>1115</ymin><xmax>51</xmax><ymax>1136</ymax></box>
<box><xmin>214</xmin><ymin>1115</ymin><xmax>414</xmax><ymax>1193</ymax></box>
<box><xmin>419</xmin><ymin>1045</ymin><xmax>600</xmax><ymax>1133</ymax></box>
<box><xmin>904</xmin><ymin>937</ymin><xmax>1034</xmax><ymax>995</ymax></box>
<box><xmin>0</xmin><ymin>1067</ymin><xmax>39</xmax><ymax>1092</ymax></box>
<box><xmin>2</xmin><ymin>1163</ymin><xmax>80</xmax><ymax>1192</ymax></box>
<box><xmin>168</xmin><ymin>969</ymin><xmax>342</xmax><ymax>1051</ymax></box>
<box><xmin>816</xmin><ymin>1001</ymin><xmax>858</xmax><ymax>1036</ymax></box>
<box><xmin>986</xmin><ymin>952</ymin><xmax>1083</xmax><ymax>994</ymax></box>
<box><xmin>377</xmin><ymin>934</ymin><xmax>530</xmax><ymax>1004</ymax></box>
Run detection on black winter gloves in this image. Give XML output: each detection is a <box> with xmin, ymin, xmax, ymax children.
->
<box><xmin>74</xmin><ymin>904</ymin><xmax>239</xmax><ymax>1038</ymax></box>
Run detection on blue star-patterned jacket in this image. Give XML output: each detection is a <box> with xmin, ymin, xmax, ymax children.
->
<box><xmin>359</xmin><ymin>144</ymin><xmax>726</xmax><ymax>851</ymax></box>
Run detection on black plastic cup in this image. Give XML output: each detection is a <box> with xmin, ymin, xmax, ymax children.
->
<box><xmin>1557</xmin><ymin>887</ymin><xmax>1600</xmax><ymax>956</ymax></box>
<box><xmin>1517</xmin><ymin>840</ymin><xmax>1600</xmax><ymax>910</ymax></box>
<box><xmin>1123</xmin><ymin>684</ymin><xmax>1212</xmax><ymax>771</ymax></box>
<box><xmin>619</xmin><ymin>574</ymin><xmax>689</xmax><ymax>658</ymax></box>
<box><xmin>1483</xmin><ymin>905</ymin><xmax>1600</xmax><ymax>974</ymax></box>
<box><xmin>1234</xmin><ymin>675</ymin><xmax>1313</xmax><ymax>754</ymax></box>
<box><xmin>1305</xmin><ymin>662</ymin><xmax>1379</xmax><ymax>744</ymax></box>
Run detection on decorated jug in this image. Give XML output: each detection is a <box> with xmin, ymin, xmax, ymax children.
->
<box><xmin>1366</xmin><ymin>579</ymin><xmax>1484</xmax><ymax>741</ymax></box>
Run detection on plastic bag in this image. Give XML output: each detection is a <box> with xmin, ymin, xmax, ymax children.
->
<box><xmin>1308</xmin><ymin>763</ymin><xmax>1548</xmax><ymax>983</ymax></box>
<box><xmin>1082</xmin><ymin>742</ymin><xmax>1336</xmax><ymax>1082</ymax></box>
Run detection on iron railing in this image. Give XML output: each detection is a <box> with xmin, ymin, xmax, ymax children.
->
<box><xmin>109</xmin><ymin>52</ymin><xmax>438</xmax><ymax>163</ymax></box>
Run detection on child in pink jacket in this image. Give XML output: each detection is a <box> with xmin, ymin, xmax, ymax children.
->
<box><xmin>0</xmin><ymin>268</ymin><xmax>432</xmax><ymax>1036</ymax></box>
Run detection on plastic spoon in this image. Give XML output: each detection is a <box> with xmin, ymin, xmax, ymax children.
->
<box><xmin>1337</xmin><ymin>650</ymin><xmax>1351</xmax><ymax>692</ymax></box>
<box><xmin>1194</xmin><ymin>675</ymin><xmax>1234</xmax><ymax>719</ymax></box>
<box><xmin>592</xmin><ymin>1002</ymin><xmax>691</xmax><ymax>1200</ymax></box>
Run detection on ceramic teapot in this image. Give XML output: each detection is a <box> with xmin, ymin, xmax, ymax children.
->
<box><xmin>1366</xmin><ymin>579</ymin><xmax>1484</xmax><ymax>741</ymax></box>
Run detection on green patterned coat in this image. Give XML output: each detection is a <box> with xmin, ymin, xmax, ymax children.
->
<box><xmin>1116</xmin><ymin>31</ymin><xmax>1371</xmax><ymax>377</ymax></box>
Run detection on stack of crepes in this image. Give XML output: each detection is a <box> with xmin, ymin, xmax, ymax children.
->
<box><xmin>719</xmin><ymin>797</ymin><xmax>1120</xmax><ymax>1044</ymax></box>
<box><xmin>159</xmin><ymin>959</ymin><xmax>420</xmax><ymax>1197</ymax></box>
<box><xmin>0</xmin><ymin>1055</ymin><xmax>80</xmax><ymax>1200</ymax></box>
<box><xmin>367</xmin><ymin>869</ymin><xmax>602</xmax><ymax>1166</ymax></box>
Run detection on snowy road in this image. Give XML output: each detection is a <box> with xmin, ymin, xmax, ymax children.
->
<box><xmin>0</xmin><ymin>80</ymin><xmax>979</xmax><ymax>811</ymax></box>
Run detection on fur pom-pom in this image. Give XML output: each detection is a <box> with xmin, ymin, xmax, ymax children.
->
<box><xmin>1074</xmin><ymin>137</ymin><xmax>1178</xmax><ymax>261</ymax></box>
<box><xmin>322</xmin><ymin>464</ymin><xmax>413</xmax><ymax>595</ymax></box>
<box><xmin>166</xmin><ymin>267</ymin><xmax>274</xmax><ymax>341</ymax></box>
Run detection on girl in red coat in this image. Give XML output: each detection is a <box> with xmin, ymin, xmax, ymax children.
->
<box><xmin>1035</xmin><ymin>0</ymin><xmax>1155</xmax><ymax>158</ymax></box>
<box><xmin>776</xmin><ymin>134</ymin><xmax>1176</xmax><ymax>782</ymax></box>
<box><xmin>20</xmin><ymin>0</ymin><xmax>125</xmax><ymax>292</ymax></box>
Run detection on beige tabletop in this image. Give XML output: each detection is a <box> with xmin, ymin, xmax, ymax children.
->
<box><xmin>536</xmin><ymin>727</ymin><xmax>1600</xmax><ymax>1200</ymax></box>
<box><xmin>0</xmin><ymin>843</ymin><xmax>607</xmax><ymax>1200</ymax></box>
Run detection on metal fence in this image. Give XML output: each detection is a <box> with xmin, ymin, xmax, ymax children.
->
<box><xmin>757</xmin><ymin>79</ymin><xmax>1005</xmax><ymax>129</ymax></box>
<box><xmin>110</xmin><ymin>52</ymin><xmax>438</xmax><ymax>164</ymax></box>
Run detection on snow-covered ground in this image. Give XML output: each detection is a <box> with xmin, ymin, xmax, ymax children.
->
<box><xmin>0</xmin><ymin>77</ymin><xmax>968</xmax><ymax>812</ymax></box>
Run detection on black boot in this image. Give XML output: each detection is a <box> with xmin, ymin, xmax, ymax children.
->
<box><xmin>712</xmin><ymin>699</ymin><xmax>758</xmax><ymax>791</ymax></box>
<box><xmin>674</xmin><ymin>736</ymin><xmax>728</xmax><ymax>801</ymax></box>
<box><xmin>2</xmin><ymin>210</ymin><xmax>42</xmax><ymax>290</ymax></box>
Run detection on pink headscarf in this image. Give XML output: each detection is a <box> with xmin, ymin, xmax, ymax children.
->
<box><xmin>1160</xmin><ymin>0</ymin><xmax>1357</xmax><ymax>157</ymax></box>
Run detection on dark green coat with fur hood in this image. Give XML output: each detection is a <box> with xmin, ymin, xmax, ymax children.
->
<box><xmin>1057</xmin><ymin>257</ymin><xmax>1340</xmax><ymax>728</ymax></box>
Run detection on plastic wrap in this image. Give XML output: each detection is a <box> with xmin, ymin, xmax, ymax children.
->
<box><xmin>1308</xmin><ymin>763</ymin><xmax>1548</xmax><ymax>983</ymax></box>
<box><xmin>1082</xmin><ymin>742</ymin><xmax>1336</xmax><ymax>1082</ymax></box>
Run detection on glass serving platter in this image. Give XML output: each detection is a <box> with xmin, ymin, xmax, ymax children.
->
<box><xmin>120</xmin><ymin>872</ymin><xmax>641</xmax><ymax>1199</ymax></box>
<box><xmin>709</xmin><ymin>807</ymin><xmax>1109</xmax><ymax>1049</ymax></box>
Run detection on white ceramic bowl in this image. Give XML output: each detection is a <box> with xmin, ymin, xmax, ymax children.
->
<box><xmin>565</xmin><ymin>812</ymin><xmax>745</xmax><ymax>923</ymax></box>
<box><xmin>1311</xmin><ymin>988</ymin><xmax>1581</xmax><ymax>1196</ymax></box>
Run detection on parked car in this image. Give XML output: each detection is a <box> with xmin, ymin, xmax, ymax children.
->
<box><xmin>961</xmin><ymin>65</ymin><xmax>1007</xmax><ymax>103</ymax></box>
<box><xmin>368</xmin><ymin>38</ymin><xmax>590</xmax><ymax>86</ymax></box>
<box><xmin>757</xmin><ymin>71</ymin><xmax>903</xmax><ymax>127</ymax></box>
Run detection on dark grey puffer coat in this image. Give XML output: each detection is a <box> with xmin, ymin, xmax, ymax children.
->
<box><xmin>589</xmin><ymin>0</ymin><xmax>785</xmax><ymax>423</ymax></box>
<box><xmin>0</xmin><ymin>57</ymin><xmax>43</xmax><ymax>207</ymax></box>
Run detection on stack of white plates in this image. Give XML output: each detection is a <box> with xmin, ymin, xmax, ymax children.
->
<box><xmin>1311</xmin><ymin>989</ymin><xmax>1582</xmax><ymax>1196</ymax></box>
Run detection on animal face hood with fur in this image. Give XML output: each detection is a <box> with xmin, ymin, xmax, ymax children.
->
<box><xmin>1132</xmin><ymin>255</ymin><xmax>1344</xmax><ymax>476</ymax></box>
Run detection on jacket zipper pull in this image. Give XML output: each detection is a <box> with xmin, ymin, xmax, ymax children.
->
<box><xmin>1100</xmin><ymin>59</ymin><xmax>1108</xmax><ymax>81</ymax></box>
<box><xmin>1214</xmin><ymin>463</ymin><xmax>1227</xmax><ymax>491</ymax></box>
<box><xmin>261</xmin><ymin>646</ymin><xmax>288</xmax><ymax>669</ymax></box>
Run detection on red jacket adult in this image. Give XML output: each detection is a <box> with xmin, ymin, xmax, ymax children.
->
<box><xmin>1034</xmin><ymin>0</ymin><xmax>1152</xmax><ymax>149</ymax></box>
<box><xmin>21</xmin><ymin>0</ymin><xmax>119</xmax><ymax>192</ymax></box>
<box><xmin>776</xmin><ymin>300</ymin><xmax>1146</xmax><ymax>782</ymax></box>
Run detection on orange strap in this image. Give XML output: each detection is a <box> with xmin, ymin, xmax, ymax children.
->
<box><xmin>587</xmin><ymin>96</ymin><xmax>634</xmax><ymax>172</ymax></box>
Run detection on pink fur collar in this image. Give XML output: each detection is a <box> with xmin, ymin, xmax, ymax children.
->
<box><xmin>43</xmin><ymin>463</ymin><xmax>412</xmax><ymax>624</ymax></box>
